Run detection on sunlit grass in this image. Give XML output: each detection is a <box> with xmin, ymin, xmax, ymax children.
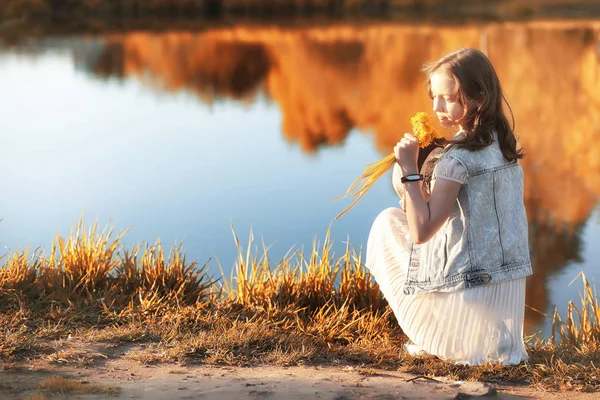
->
<box><xmin>221</xmin><ymin>224</ymin><xmax>385</xmax><ymax>314</ymax></box>
<box><xmin>38</xmin><ymin>375</ymin><xmax>119</xmax><ymax>394</ymax></box>
<box><xmin>0</xmin><ymin>220</ymin><xmax>599</xmax><ymax>392</ymax></box>
<box><xmin>21</xmin><ymin>395</ymin><xmax>51</xmax><ymax>400</ymax></box>
<box><xmin>551</xmin><ymin>272</ymin><xmax>600</xmax><ymax>347</ymax></box>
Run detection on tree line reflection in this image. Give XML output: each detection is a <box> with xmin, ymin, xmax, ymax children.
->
<box><xmin>77</xmin><ymin>22</ymin><xmax>600</xmax><ymax>331</ymax></box>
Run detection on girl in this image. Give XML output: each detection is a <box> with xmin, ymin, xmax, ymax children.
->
<box><xmin>366</xmin><ymin>48</ymin><xmax>532</xmax><ymax>365</ymax></box>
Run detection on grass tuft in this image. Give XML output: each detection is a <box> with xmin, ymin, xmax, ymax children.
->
<box><xmin>38</xmin><ymin>375</ymin><xmax>119</xmax><ymax>394</ymax></box>
<box><xmin>0</xmin><ymin>219</ymin><xmax>599</xmax><ymax>391</ymax></box>
<box><xmin>551</xmin><ymin>272</ymin><xmax>599</xmax><ymax>347</ymax></box>
<box><xmin>21</xmin><ymin>395</ymin><xmax>52</xmax><ymax>400</ymax></box>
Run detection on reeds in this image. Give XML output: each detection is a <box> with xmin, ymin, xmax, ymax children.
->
<box><xmin>551</xmin><ymin>272</ymin><xmax>599</xmax><ymax>347</ymax></box>
<box><xmin>334</xmin><ymin>112</ymin><xmax>441</xmax><ymax>220</ymax></box>
<box><xmin>0</xmin><ymin>220</ymin><xmax>599</xmax><ymax>391</ymax></box>
<box><xmin>0</xmin><ymin>221</ymin><xmax>214</xmax><ymax>322</ymax></box>
<box><xmin>220</xmin><ymin>224</ymin><xmax>386</xmax><ymax>314</ymax></box>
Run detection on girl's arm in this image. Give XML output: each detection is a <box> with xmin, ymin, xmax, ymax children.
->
<box><xmin>395</xmin><ymin>133</ymin><xmax>461</xmax><ymax>244</ymax></box>
<box><xmin>402</xmin><ymin>178</ymin><xmax>461</xmax><ymax>244</ymax></box>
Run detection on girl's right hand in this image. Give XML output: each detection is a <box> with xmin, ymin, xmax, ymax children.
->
<box><xmin>394</xmin><ymin>133</ymin><xmax>420</xmax><ymax>174</ymax></box>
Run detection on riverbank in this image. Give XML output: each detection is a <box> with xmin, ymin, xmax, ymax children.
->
<box><xmin>4</xmin><ymin>358</ymin><xmax>600</xmax><ymax>399</ymax></box>
<box><xmin>1</xmin><ymin>221</ymin><xmax>599</xmax><ymax>396</ymax></box>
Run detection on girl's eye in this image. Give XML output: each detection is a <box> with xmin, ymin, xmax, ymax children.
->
<box><xmin>444</xmin><ymin>96</ymin><xmax>455</xmax><ymax>102</ymax></box>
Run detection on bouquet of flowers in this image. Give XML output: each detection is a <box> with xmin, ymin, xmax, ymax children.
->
<box><xmin>334</xmin><ymin>112</ymin><xmax>441</xmax><ymax>220</ymax></box>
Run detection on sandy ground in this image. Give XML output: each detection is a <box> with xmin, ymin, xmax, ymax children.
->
<box><xmin>2</xmin><ymin>363</ymin><xmax>599</xmax><ymax>400</ymax></box>
<box><xmin>0</xmin><ymin>343</ymin><xmax>598</xmax><ymax>400</ymax></box>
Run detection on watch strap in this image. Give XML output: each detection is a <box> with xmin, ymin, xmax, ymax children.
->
<box><xmin>400</xmin><ymin>173</ymin><xmax>424</xmax><ymax>183</ymax></box>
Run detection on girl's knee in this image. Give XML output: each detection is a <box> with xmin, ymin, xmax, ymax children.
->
<box><xmin>377</xmin><ymin>207</ymin><xmax>404</xmax><ymax>220</ymax></box>
<box><xmin>374</xmin><ymin>207</ymin><xmax>407</xmax><ymax>227</ymax></box>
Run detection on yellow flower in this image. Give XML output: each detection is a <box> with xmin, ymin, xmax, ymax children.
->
<box><xmin>334</xmin><ymin>112</ymin><xmax>440</xmax><ymax>220</ymax></box>
<box><xmin>411</xmin><ymin>111</ymin><xmax>441</xmax><ymax>148</ymax></box>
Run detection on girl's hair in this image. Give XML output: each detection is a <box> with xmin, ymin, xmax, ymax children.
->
<box><xmin>423</xmin><ymin>48</ymin><xmax>524</xmax><ymax>162</ymax></box>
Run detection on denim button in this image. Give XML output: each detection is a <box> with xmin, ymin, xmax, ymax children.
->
<box><xmin>482</xmin><ymin>274</ymin><xmax>491</xmax><ymax>283</ymax></box>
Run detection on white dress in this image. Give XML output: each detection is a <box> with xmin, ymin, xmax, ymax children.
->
<box><xmin>365</xmin><ymin>158</ymin><xmax>528</xmax><ymax>365</ymax></box>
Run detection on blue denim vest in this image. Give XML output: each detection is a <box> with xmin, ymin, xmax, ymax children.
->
<box><xmin>403</xmin><ymin>136</ymin><xmax>533</xmax><ymax>294</ymax></box>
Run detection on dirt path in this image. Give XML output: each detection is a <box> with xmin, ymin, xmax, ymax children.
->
<box><xmin>1</xmin><ymin>356</ymin><xmax>598</xmax><ymax>400</ymax></box>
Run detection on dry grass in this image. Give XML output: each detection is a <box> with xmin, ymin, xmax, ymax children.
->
<box><xmin>21</xmin><ymin>395</ymin><xmax>52</xmax><ymax>400</ymax></box>
<box><xmin>38</xmin><ymin>375</ymin><xmax>119</xmax><ymax>394</ymax></box>
<box><xmin>0</xmin><ymin>220</ymin><xmax>599</xmax><ymax>392</ymax></box>
<box><xmin>552</xmin><ymin>272</ymin><xmax>600</xmax><ymax>347</ymax></box>
<box><xmin>44</xmin><ymin>348</ymin><xmax>108</xmax><ymax>366</ymax></box>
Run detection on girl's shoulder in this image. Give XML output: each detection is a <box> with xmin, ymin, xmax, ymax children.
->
<box><xmin>437</xmin><ymin>144</ymin><xmax>468</xmax><ymax>169</ymax></box>
<box><xmin>442</xmin><ymin>133</ymin><xmax>510</xmax><ymax>175</ymax></box>
<box><xmin>434</xmin><ymin>152</ymin><xmax>468</xmax><ymax>184</ymax></box>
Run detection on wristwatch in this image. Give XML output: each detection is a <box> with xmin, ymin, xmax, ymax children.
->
<box><xmin>400</xmin><ymin>174</ymin><xmax>424</xmax><ymax>183</ymax></box>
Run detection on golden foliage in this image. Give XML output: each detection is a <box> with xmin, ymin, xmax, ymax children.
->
<box><xmin>551</xmin><ymin>272</ymin><xmax>599</xmax><ymax>347</ymax></box>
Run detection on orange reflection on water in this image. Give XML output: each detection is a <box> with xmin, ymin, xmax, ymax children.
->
<box><xmin>91</xmin><ymin>22</ymin><xmax>600</xmax><ymax>333</ymax></box>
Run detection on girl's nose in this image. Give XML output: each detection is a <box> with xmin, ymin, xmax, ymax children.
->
<box><xmin>433</xmin><ymin>98</ymin><xmax>443</xmax><ymax>112</ymax></box>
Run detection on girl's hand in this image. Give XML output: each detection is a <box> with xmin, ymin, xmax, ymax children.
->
<box><xmin>394</xmin><ymin>133</ymin><xmax>419</xmax><ymax>173</ymax></box>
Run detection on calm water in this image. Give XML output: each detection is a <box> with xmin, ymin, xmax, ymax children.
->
<box><xmin>1</xmin><ymin>21</ymin><xmax>599</xmax><ymax>338</ymax></box>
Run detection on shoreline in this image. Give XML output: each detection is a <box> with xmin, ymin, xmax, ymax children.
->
<box><xmin>2</xmin><ymin>353</ymin><xmax>600</xmax><ymax>400</ymax></box>
<box><xmin>0</xmin><ymin>222</ymin><xmax>598</xmax><ymax>393</ymax></box>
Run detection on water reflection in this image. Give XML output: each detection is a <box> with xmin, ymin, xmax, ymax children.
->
<box><xmin>527</xmin><ymin>217</ymin><xmax>585</xmax><ymax>324</ymax></box>
<box><xmin>2</xmin><ymin>21</ymin><xmax>600</xmax><ymax>334</ymax></box>
<box><xmin>93</xmin><ymin>38</ymin><xmax>270</xmax><ymax>103</ymax></box>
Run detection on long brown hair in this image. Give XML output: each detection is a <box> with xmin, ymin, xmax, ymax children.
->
<box><xmin>424</xmin><ymin>48</ymin><xmax>524</xmax><ymax>162</ymax></box>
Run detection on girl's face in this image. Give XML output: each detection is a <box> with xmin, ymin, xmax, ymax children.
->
<box><xmin>429</xmin><ymin>71</ymin><xmax>467</xmax><ymax>130</ymax></box>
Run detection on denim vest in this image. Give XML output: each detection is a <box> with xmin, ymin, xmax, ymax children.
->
<box><xmin>403</xmin><ymin>136</ymin><xmax>533</xmax><ymax>295</ymax></box>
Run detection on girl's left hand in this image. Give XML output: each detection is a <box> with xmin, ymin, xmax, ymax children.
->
<box><xmin>394</xmin><ymin>133</ymin><xmax>419</xmax><ymax>172</ymax></box>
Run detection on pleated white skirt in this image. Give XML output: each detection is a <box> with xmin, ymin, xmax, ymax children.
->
<box><xmin>366</xmin><ymin>207</ymin><xmax>529</xmax><ymax>365</ymax></box>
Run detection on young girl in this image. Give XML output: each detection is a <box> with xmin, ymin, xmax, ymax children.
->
<box><xmin>366</xmin><ymin>48</ymin><xmax>532</xmax><ymax>365</ymax></box>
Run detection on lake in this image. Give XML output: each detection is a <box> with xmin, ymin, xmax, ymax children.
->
<box><xmin>0</xmin><ymin>19</ymin><xmax>598</xmax><ymax>338</ymax></box>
